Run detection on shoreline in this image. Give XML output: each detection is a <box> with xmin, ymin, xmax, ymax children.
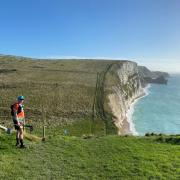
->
<box><xmin>126</xmin><ymin>84</ymin><xmax>151</xmax><ymax>135</ymax></box>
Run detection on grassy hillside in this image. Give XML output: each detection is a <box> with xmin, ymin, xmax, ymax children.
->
<box><xmin>0</xmin><ymin>132</ymin><xmax>179</xmax><ymax>179</ymax></box>
<box><xmin>0</xmin><ymin>55</ymin><xmax>129</xmax><ymax>135</ymax></box>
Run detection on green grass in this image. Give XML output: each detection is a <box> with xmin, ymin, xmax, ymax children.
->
<box><xmin>42</xmin><ymin>118</ymin><xmax>106</xmax><ymax>137</ymax></box>
<box><xmin>0</xmin><ymin>132</ymin><xmax>179</xmax><ymax>179</ymax></box>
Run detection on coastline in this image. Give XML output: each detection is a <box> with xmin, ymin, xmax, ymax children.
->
<box><xmin>126</xmin><ymin>84</ymin><xmax>151</xmax><ymax>135</ymax></box>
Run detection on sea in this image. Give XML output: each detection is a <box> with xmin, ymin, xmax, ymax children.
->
<box><xmin>130</xmin><ymin>74</ymin><xmax>180</xmax><ymax>136</ymax></box>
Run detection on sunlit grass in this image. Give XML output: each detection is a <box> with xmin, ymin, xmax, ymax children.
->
<box><xmin>0</xmin><ymin>132</ymin><xmax>179</xmax><ymax>179</ymax></box>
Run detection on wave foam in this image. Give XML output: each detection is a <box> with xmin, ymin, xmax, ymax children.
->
<box><xmin>126</xmin><ymin>84</ymin><xmax>151</xmax><ymax>135</ymax></box>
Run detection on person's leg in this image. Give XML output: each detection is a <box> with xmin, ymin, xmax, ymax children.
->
<box><xmin>19</xmin><ymin>125</ymin><xmax>25</xmax><ymax>148</ymax></box>
<box><xmin>16</xmin><ymin>130</ymin><xmax>20</xmax><ymax>146</ymax></box>
<box><xmin>13</xmin><ymin>119</ymin><xmax>20</xmax><ymax>146</ymax></box>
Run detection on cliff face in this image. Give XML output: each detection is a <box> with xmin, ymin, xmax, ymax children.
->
<box><xmin>102</xmin><ymin>62</ymin><xmax>169</xmax><ymax>135</ymax></box>
<box><xmin>106</xmin><ymin>62</ymin><xmax>144</xmax><ymax>135</ymax></box>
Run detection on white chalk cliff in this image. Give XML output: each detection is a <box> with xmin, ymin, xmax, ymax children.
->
<box><xmin>107</xmin><ymin>62</ymin><xmax>144</xmax><ymax>135</ymax></box>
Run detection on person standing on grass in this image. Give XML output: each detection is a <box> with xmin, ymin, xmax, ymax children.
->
<box><xmin>11</xmin><ymin>95</ymin><xmax>26</xmax><ymax>148</ymax></box>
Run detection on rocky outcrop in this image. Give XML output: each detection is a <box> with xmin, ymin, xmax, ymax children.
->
<box><xmin>138</xmin><ymin>66</ymin><xmax>169</xmax><ymax>86</ymax></box>
<box><xmin>143</xmin><ymin>76</ymin><xmax>168</xmax><ymax>84</ymax></box>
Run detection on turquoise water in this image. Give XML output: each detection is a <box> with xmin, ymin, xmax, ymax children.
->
<box><xmin>133</xmin><ymin>74</ymin><xmax>180</xmax><ymax>135</ymax></box>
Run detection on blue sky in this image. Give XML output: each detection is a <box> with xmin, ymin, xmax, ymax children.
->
<box><xmin>0</xmin><ymin>0</ymin><xmax>180</xmax><ymax>72</ymax></box>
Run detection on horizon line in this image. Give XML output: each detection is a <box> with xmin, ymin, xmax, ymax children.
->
<box><xmin>1</xmin><ymin>53</ymin><xmax>180</xmax><ymax>73</ymax></box>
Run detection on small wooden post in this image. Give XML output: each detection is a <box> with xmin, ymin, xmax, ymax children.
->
<box><xmin>42</xmin><ymin>125</ymin><xmax>46</xmax><ymax>141</ymax></box>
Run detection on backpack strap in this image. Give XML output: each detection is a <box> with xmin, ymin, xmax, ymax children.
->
<box><xmin>11</xmin><ymin>103</ymin><xmax>22</xmax><ymax>116</ymax></box>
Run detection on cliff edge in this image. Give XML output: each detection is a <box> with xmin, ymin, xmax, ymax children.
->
<box><xmin>92</xmin><ymin>61</ymin><xmax>169</xmax><ymax>135</ymax></box>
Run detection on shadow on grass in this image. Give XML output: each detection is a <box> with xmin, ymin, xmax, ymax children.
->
<box><xmin>156</xmin><ymin>136</ymin><xmax>180</xmax><ymax>145</ymax></box>
<box><xmin>145</xmin><ymin>133</ymin><xmax>180</xmax><ymax>145</ymax></box>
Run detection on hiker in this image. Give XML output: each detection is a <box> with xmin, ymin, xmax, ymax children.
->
<box><xmin>11</xmin><ymin>95</ymin><xmax>26</xmax><ymax>148</ymax></box>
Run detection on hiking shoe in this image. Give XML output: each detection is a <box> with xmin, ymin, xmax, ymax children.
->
<box><xmin>20</xmin><ymin>144</ymin><xmax>27</xmax><ymax>149</ymax></box>
<box><xmin>15</xmin><ymin>143</ymin><xmax>20</xmax><ymax>147</ymax></box>
<box><xmin>16</xmin><ymin>138</ymin><xmax>20</xmax><ymax>147</ymax></box>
